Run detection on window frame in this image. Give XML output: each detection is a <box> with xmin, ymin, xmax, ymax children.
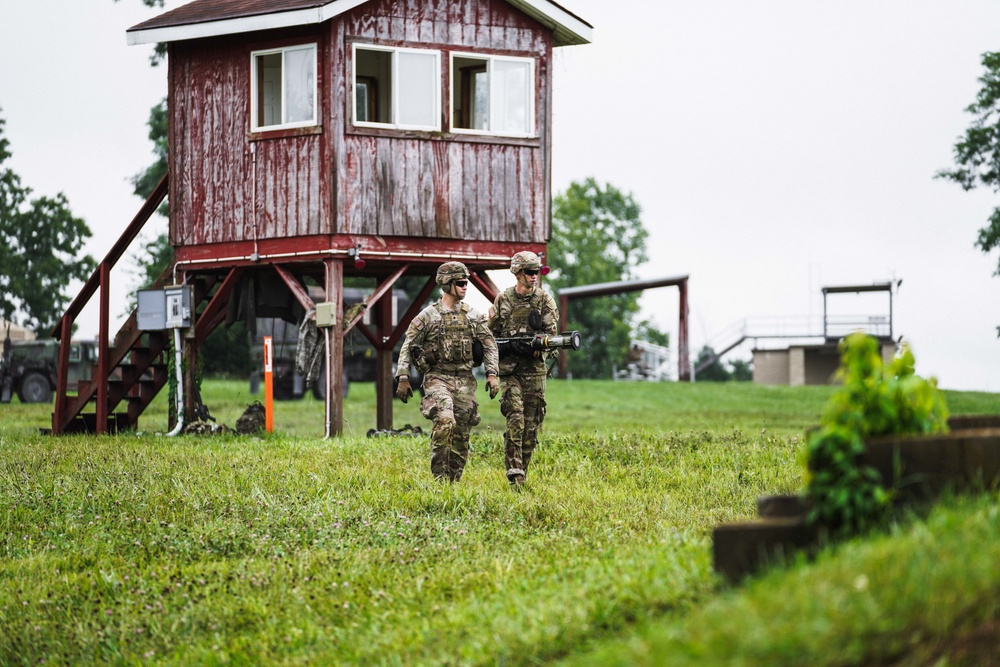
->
<box><xmin>449</xmin><ymin>51</ymin><xmax>536</xmax><ymax>138</ymax></box>
<box><xmin>352</xmin><ymin>43</ymin><xmax>442</xmax><ymax>132</ymax></box>
<box><xmin>250</xmin><ymin>42</ymin><xmax>319</xmax><ymax>133</ymax></box>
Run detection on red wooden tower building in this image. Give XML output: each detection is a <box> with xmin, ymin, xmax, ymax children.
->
<box><xmin>50</xmin><ymin>0</ymin><xmax>591</xmax><ymax>435</ymax></box>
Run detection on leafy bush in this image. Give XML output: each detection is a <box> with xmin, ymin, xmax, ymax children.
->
<box><xmin>805</xmin><ymin>333</ymin><xmax>949</xmax><ymax>531</ymax></box>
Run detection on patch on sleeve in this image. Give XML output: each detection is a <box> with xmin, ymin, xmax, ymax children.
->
<box><xmin>488</xmin><ymin>307</ymin><xmax>496</xmax><ymax>319</ymax></box>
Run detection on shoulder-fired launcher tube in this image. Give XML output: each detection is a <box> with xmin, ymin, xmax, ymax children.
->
<box><xmin>496</xmin><ymin>331</ymin><xmax>582</xmax><ymax>355</ymax></box>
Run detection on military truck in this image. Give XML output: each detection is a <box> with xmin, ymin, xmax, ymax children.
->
<box><xmin>0</xmin><ymin>336</ymin><xmax>100</xmax><ymax>404</ymax></box>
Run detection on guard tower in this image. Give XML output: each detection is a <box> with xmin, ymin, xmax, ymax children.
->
<box><xmin>50</xmin><ymin>0</ymin><xmax>592</xmax><ymax>435</ymax></box>
<box><xmin>752</xmin><ymin>281</ymin><xmax>900</xmax><ymax>386</ymax></box>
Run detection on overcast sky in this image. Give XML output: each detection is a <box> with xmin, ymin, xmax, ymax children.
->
<box><xmin>2</xmin><ymin>0</ymin><xmax>999</xmax><ymax>391</ymax></box>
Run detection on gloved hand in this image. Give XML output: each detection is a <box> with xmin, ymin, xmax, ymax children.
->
<box><xmin>395</xmin><ymin>377</ymin><xmax>413</xmax><ymax>403</ymax></box>
<box><xmin>486</xmin><ymin>374</ymin><xmax>499</xmax><ymax>399</ymax></box>
<box><xmin>512</xmin><ymin>339</ymin><xmax>535</xmax><ymax>358</ymax></box>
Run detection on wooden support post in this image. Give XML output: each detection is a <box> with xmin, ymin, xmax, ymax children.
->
<box><xmin>678</xmin><ymin>279</ymin><xmax>691</xmax><ymax>381</ymax></box>
<box><xmin>183</xmin><ymin>334</ymin><xmax>199</xmax><ymax>422</ymax></box>
<box><xmin>558</xmin><ymin>294</ymin><xmax>569</xmax><ymax>379</ymax></box>
<box><xmin>97</xmin><ymin>263</ymin><xmax>111</xmax><ymax>433</ymax></box>
<box><xmin>53</xmin><ymin>317</ymin><xmax>73</xmax><ymax>435</ymax></box>
<box><xmin>375</xmin><ymin>287</ymin><xmax>394</xmax><ymax>431</ymax></box>
<box><xmin>325</xmin><ymin>258</ymin><xmax>344</xmax><ymax>437</ymax></box>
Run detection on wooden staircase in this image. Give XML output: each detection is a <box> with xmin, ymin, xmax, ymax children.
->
<box><xmin>52</xmin><ymin>174</ymin><xmax>176</xmax><ymax>435</ymax></box>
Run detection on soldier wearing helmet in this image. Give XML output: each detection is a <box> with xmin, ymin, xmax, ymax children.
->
<box><xmin>396</xmin><ymin>262</ymin><xmax>499</xmax><ymax>482</ymax></box>
<box><xmin>487</xmin><ymin>251</ymin><xmax>559</xmax><ymax>487</ymax></box>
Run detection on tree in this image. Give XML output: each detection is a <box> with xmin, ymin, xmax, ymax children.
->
<box><xmin>0</xmin><ymin>113</ymin><xmax>96</xmax><ymax>334</ymax></box>
<box><xmin>114</xmin><ymin>0</ymin><xmax>168</xmax><ymax>65</ymax></box>
<box><xmin>693</xmin><ymin>345</ymin><xmax>753</xmax><ymax>382</ymax></box>
<box><xmin>131</xmin><ymin>99</ymin><xmax>169</xmax><ymax>214</ymax></box>
<box><xmin>547</xmin><ymin>178</ymin><xmax>662</xmax><ymax>378</ymax></box>
<box><xmin>729</xmin><ymin>358</ymin><xmax>754</xmax><ymax>382</ymax></box>
<box><xmin>694</xmin><ymin>346</ymin><xmax>732</xmax><ymax>382</ymax></box>
<box><xmin>937</xmin><ymin>51</ymin><xmax>1000</xmax><ymax>336</ymax></box>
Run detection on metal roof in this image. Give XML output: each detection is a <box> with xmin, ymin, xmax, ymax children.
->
<box><xmin>821</xmin><ymin>282</ymin><xmax>894</xmax><ymax>294</ymax></box>
<box><xmin>127</xmin><ymin>0</ymin><xmax>592</xmax><ymax>47</ymax></box>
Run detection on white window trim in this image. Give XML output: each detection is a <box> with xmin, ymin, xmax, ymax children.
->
<box><xmin>352</xmin><ymin>43</ymin><xmax>442</xmax><ymax>132</ymax></box>
<box><xmin>250</xmin><ymin>43</ymin><xmax>319</xmax><ymax>132</ymax></box>
<box><xmin>450</xmin><ymin>51</ymin><xmax>536</xmax><ymax>139</ymax></box>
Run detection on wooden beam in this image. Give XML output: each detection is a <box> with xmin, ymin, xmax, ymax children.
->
<box><xmin>97</xmin><ymin>263</ymin><xmax>111</xmax><ymax>433</ymax></box>
<box><xmin>195</xmin><ymin>268</ymin><xmax>245</xmax><ymax>344</ymax></box>
<box><xmin>470</xmin><ymin>270</ymin><xmax>501</xmax><ymax>302</ymax></box>
<box><xmin>273</xmin><ymin>264</ymin><xmax>317</xmax><ymax>312</ymax></box>
<box><xmin>375</xmin><ymin>288</ymin><xmax>395</xmax><ymax>431</ymax></box>
<box><xmin>324</xmin><ymin>258</ymin><xmax>344</xmax><ymax>437</ymax></box>
<box><xmin>342</xmin><ymin>263</ymin><xmax>409</xmax><ymax>336</ymax></box>
<box><xmin>385</xmin><ymin>275</ymin><xmax>437</xmax><ymax>350</ymax></box>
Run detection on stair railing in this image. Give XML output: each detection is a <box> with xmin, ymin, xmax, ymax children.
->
<box><xmin>51</xmin><ymin>174</ymin><xmax>168</xmax><ymax>434</ymax></box>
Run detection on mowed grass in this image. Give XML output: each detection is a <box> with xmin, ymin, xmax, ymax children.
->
<box><xmin>1</xmin><ymin>379</ymin><xmax>999</xmax><ymax>665</ymax></box>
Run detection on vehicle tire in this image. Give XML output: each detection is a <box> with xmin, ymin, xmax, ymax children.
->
<box><xmin>311</xmin><ymin>366</ymin><xmax>349</xmax><ymax>400</ymax></box>
<box><xmin>272</xmin><ymin>376</ymin><xmax>296</xmax><ymax>401</ymax></box>
<box><xmin>18</xmin><ymin>372</ymin><xmax>53</xmax><ymax>404</ymax></box>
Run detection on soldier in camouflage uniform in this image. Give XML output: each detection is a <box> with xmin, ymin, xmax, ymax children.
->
<box><xmin>488</xmin><ymin>251</ymin><xmax>558</xmax><ymax>487</ymax></box>
<box><xmin>396</xmin><ymin>262</ymin><xmax>500</xmax><ymax>482</ymax></box>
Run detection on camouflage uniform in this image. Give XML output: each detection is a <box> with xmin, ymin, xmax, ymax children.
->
<box><xmin>398</xmin><ymin>298</ymin><xmax>498</xmax><ymax>482</ymax></box>
<box><xmin>488</xmin><ymin>258</ymin><xmax>558</xmax><ymax>484</ymax></box>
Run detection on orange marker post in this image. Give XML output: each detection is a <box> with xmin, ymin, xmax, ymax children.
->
<box><xmin>263</xmin><ymin>336</ymin><xmax>274</xmax><ymax>433</ymax></box>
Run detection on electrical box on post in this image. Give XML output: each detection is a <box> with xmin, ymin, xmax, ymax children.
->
<box><xmin>164</xmin><ymin>285</ymin><xmax>193</xmax><ymax>329</ymax></box>
<box><xmin>137</xmin><ymin>286</ymin><xmax>194</xmax><ymax>330</ymax></box>
<box><xmin>315</xmin><ymin>301</ymin><xmax>338</xmax><ymax>328</ymax></box>
<box><xmin>137</xmin><ymin>289</ymin><xmax>167</xmax><ymax>330</ymax></box>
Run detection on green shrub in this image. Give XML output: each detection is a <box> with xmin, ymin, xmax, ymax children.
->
<box><xmin>805</xmin><ymin>333</ymin><xmax>949</xmax><ymax>531</ymax></box>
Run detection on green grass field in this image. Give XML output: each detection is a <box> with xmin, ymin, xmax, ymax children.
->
<box><xmin>2</xmin><ymin>379</ymin><xmax>999</xmax><ymax>665</ymax></box>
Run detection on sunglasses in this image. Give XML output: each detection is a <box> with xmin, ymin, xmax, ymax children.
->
<box><xmin>453</xmin><ymin>280</ymin><xmax>468</xmax><ymax>287</ymax></box>
<box><xmin>523</xmin><ymin>269</ymin><xmax>540</xmax><ymax>276</ymax></box>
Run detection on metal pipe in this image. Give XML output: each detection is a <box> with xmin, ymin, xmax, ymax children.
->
<box><xmin>172</xmin><ymin>247</ymin><xmax>512</xmax><ymax>284</ymax></box>
<box><xmin>165</xmin><ymin>327</ymin><xmax>185</xmax><ymax>437</ymax></box>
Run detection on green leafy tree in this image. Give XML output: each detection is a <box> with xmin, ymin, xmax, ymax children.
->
<box><xmin>0</xmin><ymin>113</ymin><xmax>95</xmax><ymax>334</ymax></box>
<box><xmin>132</xmin><ymin>99</ymin><xmax>169</xmax><ymax>214</ymax></box>
<box><xmin>694</xmin><ymin>346</ymin><xmax>753</xmax><ymax>382</ymax></box>
<box><xmin>937</xmin><ymin>51</ymin><xmax>1000</xmax><ymax>335</ymax></box>
<box><xmin>729</xmin><ymin>358</ymin><xmax>754</xmax><ymax>382</ymax></box>
<box><xmin>547</xmin><ymin>178</ymin><xmax>658</xmax><ymax>378</ymax></box>
<box><xmin>694</xmin><ymin>345</ymin><xmax>732</xmax><ymax>382</ymax></box>
<box><xmin>114</xmin><ymin>0</ymin><xmax>168</xmax><ymax>65</ymax></box>
<box><xmin>634</xmin><ymin>319</ymin><xmax>670</xmax><ymax>348</ymax></box>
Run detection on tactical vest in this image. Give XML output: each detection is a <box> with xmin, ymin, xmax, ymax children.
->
<box><xmin>497</xmin><ymin>288</ymin><xmax>548</xmax><ymax>376</ymax></box>
<box><xmin>503</xmin><ymin>290</ymin><xmax>543</xmax><ymax>337</ymax></box>
<box><xmin>433</xmin><ymin>303</ymin><xmax>474</xmax><ymax>373</ymax></box>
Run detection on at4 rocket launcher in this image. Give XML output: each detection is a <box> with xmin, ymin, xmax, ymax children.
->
<box><xmin>496</xmin><ymin>331</ymin><xmax>583</xmax><ymax>358</ymax></box>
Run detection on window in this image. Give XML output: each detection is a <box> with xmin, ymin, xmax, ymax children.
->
<box><xmin>353</xmin><ymin>44</ymin><xmax>440</xmax><ymax>131</ymax></box>
<box><xmin>251</xmin><ymin>44</ymin><xmax>317</xmax><ymax>131</ymax></box>
<box><xmin>452</xmin><ymin>53</ymin><xmax>534</xmax><ymax>137</ymax></box>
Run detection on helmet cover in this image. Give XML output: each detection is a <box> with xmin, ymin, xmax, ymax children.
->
<box><xmin>510</xmin><ymin>251</ymin><xmax>541</xmax><ymax>274</ymax></box>
<box><xmin>436</xmin><ymin>261</ymin><xmax>470</xmax><ymax>286</ymax></box>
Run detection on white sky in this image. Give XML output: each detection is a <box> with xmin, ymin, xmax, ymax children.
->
<box><xmin>1</xmin><ymin>0</ymin><xmax>999</xmax><ymax>391</ymax></box>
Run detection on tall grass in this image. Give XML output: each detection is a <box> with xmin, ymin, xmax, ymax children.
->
<box><xmin>1</xmin><ymin>380</ymin><xmax>998</xmax><ymax>664</ymax></box>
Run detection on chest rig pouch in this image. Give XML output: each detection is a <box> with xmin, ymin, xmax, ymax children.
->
<box><xmin>438</xmin><ymin>307</ymin><xmax>473</xmax><ymax>365</ymax></box>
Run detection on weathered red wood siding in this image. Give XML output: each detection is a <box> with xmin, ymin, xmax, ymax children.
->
<box><xmin>333</xmin><ymin>0</ymin><xmax>553</xmax><ymax>243</ymax></box>
<box><xmin>168</xmin><ymin>28</ymin><xmax>332</xmax><ymax>247</ymax></box>
<box><xmin>166</xmin><ymin>0</ymin><xmax>552</xmax><ymax>250</ymax></box>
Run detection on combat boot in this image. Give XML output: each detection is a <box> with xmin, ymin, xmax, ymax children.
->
<box><xmin>506</xmin><ymin>468</ymin><xmax>525</xmax><ymax>489</ymax></box>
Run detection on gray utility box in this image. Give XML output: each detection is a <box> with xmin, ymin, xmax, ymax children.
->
<box><xmin>137</xmin><ymin>285</ymin><xmax>194</xmax><ymax>330</ymax></box>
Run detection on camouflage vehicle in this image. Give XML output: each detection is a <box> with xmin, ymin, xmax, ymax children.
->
<box><xmin>1</xmin><ymin>337</ymin><xmax>100</xmax><ymax>404</ymax></box>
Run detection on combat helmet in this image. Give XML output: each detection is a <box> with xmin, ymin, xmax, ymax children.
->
<box><xmin>436</xmin><ymin>261</ymin><xmax>470</xmax><ymax>286</ymax></box>
<box><xmin>510</xmin><ymin>251</ymin><xmax>541</xmax><ymax>274</ymax></box>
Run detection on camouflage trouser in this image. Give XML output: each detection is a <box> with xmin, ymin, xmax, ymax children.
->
<box><xmin>420</xmin><ymin>372</ymin><xmax>480</xmax><ymax>482</ymax></box>
<box><xmin>499</xmin><ymin>373</ymin><xmax>546</xmax><ymax>481</ymax></box>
